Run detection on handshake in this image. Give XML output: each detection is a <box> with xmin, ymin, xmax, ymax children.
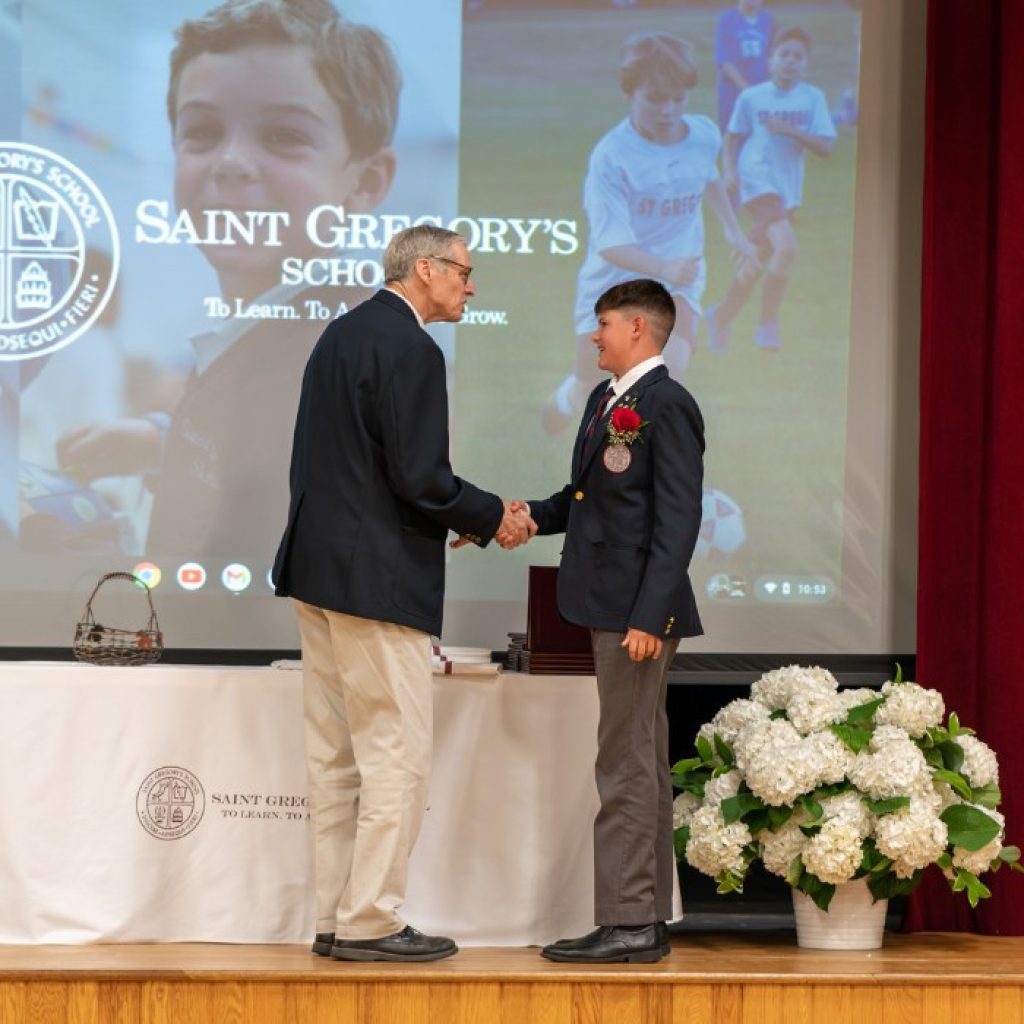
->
<box><xmin>451</xmin><ymin>500</ymin><xmax>536</xmax><ymax>551</ymax></box>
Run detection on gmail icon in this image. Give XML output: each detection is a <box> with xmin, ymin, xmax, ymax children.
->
<box><xmin>221</xmin><ymin>563</ymin><xmax>252</xmax><ymax>593</ymax></box>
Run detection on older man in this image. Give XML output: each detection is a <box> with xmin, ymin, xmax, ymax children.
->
<box><xmin>273</xmin><ymin>225</ymin><xmax>532</xmax><ymax>962</ymax></box>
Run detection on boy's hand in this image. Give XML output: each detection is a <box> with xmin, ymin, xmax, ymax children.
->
<box><xmin>621</xmin><ymin>628</ymin><xmax>663</xmax><ymax>663</ymax></box>
<box><xmin>726</xmin><ymin>231</ymin><xmax>761</xmax><ymax>281</ymax></box>
<box><xmin>57</xmin><ymin>418</ymin><xmax>162</xmax><ymax>482</ymax></box>
<box><xmin>660</xmin><ymin>256</ymin><xmax>700</xmax><ymax>288</ymax></box>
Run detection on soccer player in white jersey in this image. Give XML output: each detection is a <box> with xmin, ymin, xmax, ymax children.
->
<box><xmin>542</xmin><ymin>31</ymin><xmax>756</xmax><ymax>434</ymax></box>
<box><xmin>706</xmin><ymin>26</ymin><xmax>837</xmax><ymax>353</ymax></box>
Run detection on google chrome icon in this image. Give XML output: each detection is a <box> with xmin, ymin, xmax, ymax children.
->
<box><xmin>133</xmin><ymin>562</ymin><xmax>162</xmax><ymax>589</ymax></box>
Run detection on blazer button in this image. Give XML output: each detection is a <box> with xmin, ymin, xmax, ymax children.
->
<box><xmin>574</xmin><ymin>491</ymin><xmax>584</xmax><ymax>501</ymax></box>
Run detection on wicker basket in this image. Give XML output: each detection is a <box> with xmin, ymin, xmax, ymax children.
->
<box><xmin>72</xmin><ymin>571</ymin><xmax>164</xmax><ymax>666</ymax></box>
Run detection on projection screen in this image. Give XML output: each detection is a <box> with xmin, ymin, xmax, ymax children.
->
<box><xmin>0</xmin><ymin>0</ymin><xmax>922</xmax><ymax>653</ymax></box>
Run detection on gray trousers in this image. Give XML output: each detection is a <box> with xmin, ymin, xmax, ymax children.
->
<box><xmin>591</xmin><ymin>629</ymin><xmax>680</xmax><ymax>926</ymax></box>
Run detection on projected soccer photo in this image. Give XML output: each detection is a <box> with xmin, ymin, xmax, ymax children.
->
<box><xmin>451</xmin><ymin>0</ymin><xmax>862</xmax><ymax>642</ymax></box>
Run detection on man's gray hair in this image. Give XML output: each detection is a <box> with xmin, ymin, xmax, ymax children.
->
<box><xmin>383</xmin><ymin>225</ymin><xmax>465</xmax><ymax>283</ymax></box>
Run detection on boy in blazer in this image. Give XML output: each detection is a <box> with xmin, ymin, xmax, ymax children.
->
<box><xmin>525</xmin><ymin>278</ymin><xmax>704</xmax><ymax>963</ymax></box>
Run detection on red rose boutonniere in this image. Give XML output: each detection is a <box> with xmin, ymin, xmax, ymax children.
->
<box><xmin>607</xmin><ymin>403</ymin><xmax>648</xmax><ymax>446</ymax></box>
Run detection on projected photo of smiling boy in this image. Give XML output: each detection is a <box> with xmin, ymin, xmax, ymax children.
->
<box><xmin>167</xmin><ymin>4</ymin><xmax>397</xmax><ymax>302</ymax></box>
<box><xmin>57</xmin><ymin>0</ymin><xmax>403</xmax><ymax>564</ymax></box>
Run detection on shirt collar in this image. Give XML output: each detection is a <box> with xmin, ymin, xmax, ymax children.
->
<box><xmin>609</xmin><ymin>354</ymin><xmax>665</xmax><ymax>398</ymax></box>
<box><xmin>190</xmin><ymin>279</ymin><xmax>307</xmax><ymax>376</ymax></box>
<box><xmin>385</xmin><ymin>286</ymin><xmax>425</xmax><ymax>327</ymax></box>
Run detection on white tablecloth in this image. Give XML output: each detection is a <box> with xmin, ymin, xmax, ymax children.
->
<box><xmin>0</xmin><ymin>663</ymin><xmax>604</xmax><ymax>946</ymax></box>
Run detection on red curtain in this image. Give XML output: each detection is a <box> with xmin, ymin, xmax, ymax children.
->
<box><xmin>905</xmin><ymin>0</ymin><xmax>1024</xmax><ymax>934</ymax></box>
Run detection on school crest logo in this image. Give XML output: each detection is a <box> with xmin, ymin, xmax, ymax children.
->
<box><xmin>136</xmin><ymin>766</ymin><xmax>206</xmax><ymax>841</ymax></box>
<box><xmin>0</xmin><ymin>142</ymin><xmax>119</xmax><ymax>361</ymax></box>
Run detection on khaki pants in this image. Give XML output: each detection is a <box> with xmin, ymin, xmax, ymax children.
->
<box><xmin>293</xmin><ymin>600</ymin><xmax>432</xmax><ymax>940</ymax></box>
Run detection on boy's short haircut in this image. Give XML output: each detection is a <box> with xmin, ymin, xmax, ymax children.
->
<box><xmin>595</xmin><ymin>279</ymin><xmax>676</xmax><ymax>349</ymax></box>
<box><xmin>770</xmin><ymin>26</ymin><xmax>813</xmax><ymax>55</ymax></box>
<box><xmin>619</xmin><ymin>32</ymin><xmax>698</xmax><ymax>95</ymax></box>
<box><xmin>167</xmin><ymin>0</ymin><xmax>401</xmax><ymax>160</ymax></box>
<box><xmin>383</xmin><ymin>225</ymin><xmax>465</xmax><ymax>283</ymax></box>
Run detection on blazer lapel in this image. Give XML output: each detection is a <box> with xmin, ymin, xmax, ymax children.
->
<box><xmin>574</xmin><ymin>365</ymin><xmax>667</xmax><ymax>482</ymax></box>
<box><xmin>571</xmin><ymin>384</ymin><xmax>610</xmax><ymax>480</ymax></box>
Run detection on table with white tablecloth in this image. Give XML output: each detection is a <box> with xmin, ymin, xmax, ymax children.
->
<box><xmin>0</xmin><ymin>662</ymin><xmax>607</xmax><ymax>946</ymax></box>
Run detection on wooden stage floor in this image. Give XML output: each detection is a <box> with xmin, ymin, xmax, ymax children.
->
<box><xmin>2</xmin><ymin>932</ymin><xmax>1023</xmax><ymax>1023</ymax></box>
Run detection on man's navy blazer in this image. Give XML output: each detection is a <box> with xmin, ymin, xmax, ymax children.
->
<box><xmin>273</xmin><ymin>289</ymin><xmax>503</xmax><ymax>637</ymax></box>
<box><xmin>528</xmin><ymin>365</ymin><xmax>704</xmax><ymax>640</ymax></box>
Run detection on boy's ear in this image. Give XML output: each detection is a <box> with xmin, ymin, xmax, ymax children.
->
<box><xmin>343</xmin><ymin>148</ymin><xmax>397</xmax><ymax>214</ymax></box>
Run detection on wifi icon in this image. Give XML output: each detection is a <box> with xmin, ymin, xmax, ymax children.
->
<box><xmin>763</xmin><ymin>581</ymin><xmax>778</xmax><ymax>595</ymax></box>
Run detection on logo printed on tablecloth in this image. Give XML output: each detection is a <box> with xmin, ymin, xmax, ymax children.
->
<box><xmin>136</xmin><ymin>766</ymin><xmax>205</xmax><ymax>840</ymax></box>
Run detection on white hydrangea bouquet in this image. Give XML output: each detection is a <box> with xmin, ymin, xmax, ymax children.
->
<box><xmin>672</xmin><ymin>665</ymin><xmax>1021</xmax><ymax>911</ymax></box>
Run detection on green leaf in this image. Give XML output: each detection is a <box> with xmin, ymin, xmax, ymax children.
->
<box><xmin>715</xmin><ymin>870</ymin><xmax>745</xmax><ymax>895</ymax></box>
<box><xmin>859</xmin><ymin>840</ymin><xmax>892</xmax><ymax>875</ymax></box>
<box><xmin>673</xmin><ymin>826</ymin><xmax>689</xmax><ymax>860</ymax></box>
<box><xmin>768</xmin><ymin>805</ymin><xmax>794</xmax><ymax>830</ymax></box>
<box><xmin>998</xmin><ymin>845</ymin><xmax>1021</xmax><ymax>864</ymax></box>
<box><xmin>806</xmin><ymin>879</ymin><xmax>837</xmax><ymax>912</ymax></box>
<box><xmin>941</xmin><ymin>804</ymin><xmax>1001</xmax><ymax>852</ymax></box>
<box><xmin>744</xmin><ymin>811</ymin><xmax>773</xmax><ymax>835</ymax></box>
<box><xmin>952</xmin><ymin>869</ymin><xmax>991</xmax><ymax>908</ymax></box>
<box><xmin>830</xmin><ymin>722</ymin><xmax>873</xmax><ymax>753</ymax></box>
<box><xmin>769</xmin><ymin>708</ymin><xmax>788</xmax><ymax>720</ymax></box>
<box><xmin>696</xmin><ymin>735</ymin><xmax>714</xmax><ymax>764</ymax></box>
<box><xmin>671</xmin><ymin>757</ymin><xmax>703</xmax><ymax>774</ymax></box>
<box><xmin>893</xmin><ymin>663</ymin><xmax>903</xmax><ymax>685</ymax></box>
<box><xmin>714</xmin><ymin>733</ymin><xmax>735</xmax><ymax>766</ymax></box>
<box><xmin>940</xmin><ymin>742</ymin><xmax>965</xmax><ymax>774</ymax></box>
<box><xmin>845</xmin><ymin>697</ymin><xmax>885</xmax><ymax>724</ymax></box>
<box><xmin>933</xmin><ymin>768</ymin><xmax>973</xmax><ymax>801</ymax></box>
<box><xmin>866</xmin><ymin>796</ymin><xmax>911</xmax><ymax>816</ymax></box>
<box><xmin>798</xmin><ymin>794</ymin><xmax>823</xmax><ymax>823</ymax></box>
<box><xmin>785</xmin><ymin>855</ymin><xmax>805</xmax><ymax>888</ymax></box>
<box><xmin>720</xmin><ymin>791</ymin><xmax>766</xmax><ymax>826</ymax></box>
<box><xmin>923</xmin><ymin>746</ymin><xmax>944</xmax><ymax>768</ymax></box>
<box><xmin>868</xmin><ymin>869</ymin><xmax>923</xmax><ymax>901</ymax></box>
<box><xmin>948</xmin><ymin>711</ymin><xmax>960</xmax><ymax>736</ymax></box>
<box><xmin>936</xmin><ymin>852</ymin><xmax>953</xmax><ymax>871</ymax></box>
<box><xmin>971</xmin><ymin>781</ymin><xmax>1002</xmax><ymax>810</ymax></box>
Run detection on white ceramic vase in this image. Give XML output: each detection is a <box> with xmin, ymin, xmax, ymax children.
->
<box><xmin>791</xmin><ymin>877</ymin><xmax>888</xmax><ymax>950</ymax></box>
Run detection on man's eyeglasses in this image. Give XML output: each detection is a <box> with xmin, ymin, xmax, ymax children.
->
<box><xmin>429</xmin><ymin>255</ymin><xmax>473</xmax><ymax>282</ymax></box>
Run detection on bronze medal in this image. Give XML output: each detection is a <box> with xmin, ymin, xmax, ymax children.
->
<box><xmin>603</xmin><ymin>444</ymin><xmax>631</xmax><ymax>473</ymax></box>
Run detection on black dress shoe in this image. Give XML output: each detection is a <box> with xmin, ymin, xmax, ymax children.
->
<box><xmin>550</xmin><ymin>922</ymin><xmax>670</xmax><ymax>955</ymax></box>
<box><xmin>312</xmin><ymin>932</ymin><xmax>335</xmax><ymax>956</ymax></box>
<box><xmin>330</xmin><ymin>925</ymin><xmax>458</xmax><ymax>962</ymax></box>
<box><xmin>541</xmin><ymin>924</ymin><xmax>665</xmax><ymax>964</ymax></box>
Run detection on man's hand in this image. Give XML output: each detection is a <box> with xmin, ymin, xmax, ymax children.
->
<box><xmin>449</xmin><ymin>499</ymin><xmax>537</xmax><ymax>550</ymax></box>
<box><xmin>621</xmin><ymin>627</ymin><xmax>663</xmax><ymax>663</ymax></box>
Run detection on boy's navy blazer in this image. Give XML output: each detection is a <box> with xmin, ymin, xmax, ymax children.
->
<box><xmin>528</xmin><ymin>366</ymin><xmax>705</xmax><ymax>639</ymax></box>
<box><xmin>273</xmin><ymin>289</ymin><xmax>503</xmax><ymax>637</ymax></box>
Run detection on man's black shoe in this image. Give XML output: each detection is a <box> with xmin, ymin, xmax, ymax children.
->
<box><xmin>658</xmin><ymin>922</ymin><xmax>671</xmax><ymax>955</ymax></box>
<box><xmin>541</xmin><ymin>924</ymin><xmax>665</xmax><ymax>964</ymax></box>
<box><xmin>312</xmin><ymin>932</ymin><xmax>335</xmax><ymax>956</ymax></box>
<box><xmin>330</xmin><ymin>925</ymin><xmax>458</xmax><ymax>962</ymax></box>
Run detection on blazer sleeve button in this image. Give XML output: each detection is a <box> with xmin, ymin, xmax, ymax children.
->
<box><xmin>574</xmin><ymin>491</ymin><xmax>584</xmax><ymax>501</ymax></box>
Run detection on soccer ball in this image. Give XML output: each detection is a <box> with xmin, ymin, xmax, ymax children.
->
<box><xmin>694</xmin><ymin>487</ymin><xmax>746</xmax><ymax>559</ymax></box>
